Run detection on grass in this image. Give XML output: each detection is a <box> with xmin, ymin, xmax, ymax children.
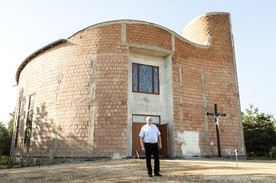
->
<box><xmin>0</xmin><ymin>155</ymin><xmax>9</xmax><ymax>164</ymax></box>
<box><xmin>0</xmin><ymin>155</ymin><xmax>9</xmax><ymax>166</ymax></box>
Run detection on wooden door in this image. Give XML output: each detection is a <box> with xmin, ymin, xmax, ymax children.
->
<box><xmin>132</xmin><ymin>123</ymin><xmax>144</xmax><ymax>157</ymax></box>
<box><xmin>158</xmin><ymin>124</ymin><xmax>169</xmax><ymax>157</ymax></box>
<box><xmin>132</xmin><ymin>123</ymin><xmax>168</xmax><ymax>157</ymax></box>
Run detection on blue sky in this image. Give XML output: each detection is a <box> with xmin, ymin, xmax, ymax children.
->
<box><xmin>1</xmin><ymin>1</ymin><xmax>276</xmax><ymax>125</ymax></box>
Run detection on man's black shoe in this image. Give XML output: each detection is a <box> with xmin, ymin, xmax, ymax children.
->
<box><xmin>155</xmin><ymin>173</ymin><xmax>162</xmax><ymax>176</ymax></box>
<box><xmin>148</xmin><ymin>174</ymin><xmax>153</xmax><ymax>177</ymax></box>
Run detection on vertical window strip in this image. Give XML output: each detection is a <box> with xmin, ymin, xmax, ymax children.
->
<box><xmin>140</xmin><ymin>65</ymin><xmax>152</xmax><ymax>93</ymax></box>
<box><xmin>24</xmin><ymin>94</ymin><xmax>35</xmax><ymax>146</ymax></box>
<box><xmin>151</xmin><ymin>65</ymin><xmax>154</xmax><ymax>93</ymax></box>
<box><xmin>14</xmin><ymin>100</ymin><xmax>22</xmax><ymax>147</ymax></box>
<box><xmin>137</xmin><ymin>64</ymin><xmax>140</xmax><ymax>92</ymax></box>
<box><xmin>153</xmin><ymin>66</ymin><xmax>159</xmax><ymax>94</ymax></box>
<box><xmin>132</xmin><ymin>63</ymin><xmax>138</xmax><ymax>92</ymax></box>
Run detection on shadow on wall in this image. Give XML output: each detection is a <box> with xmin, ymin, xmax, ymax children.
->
<box><xmin>13</xmin><ymin>102</ymin><xmax>91</xmax><ymax>165</ymax></box>
<box><xmin>35</xmin><ymin>102</ymin><xmax>91</xmax><ymax>158</ymax></box>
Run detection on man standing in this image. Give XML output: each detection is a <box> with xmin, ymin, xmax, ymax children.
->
<box><xmin>139</xmin><ymin>116</ymin><xmax>162</xmax><ymax>177</ymax></box>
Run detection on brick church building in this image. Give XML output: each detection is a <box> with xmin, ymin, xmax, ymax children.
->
<box><xmin>11</xmin><ymin>12</ymin><xmax>246</xmax><ymax>162</ymax></box>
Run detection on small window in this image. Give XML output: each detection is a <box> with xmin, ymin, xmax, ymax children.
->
<box><xmin>132</xmin><ymin>63</ymin><xmax>159</xmax><ymax>94</ymax></box>
<box><xmin>132</xmin><ymin>114</ymin><xmax>160</xmax><ymax>124</ymax></box>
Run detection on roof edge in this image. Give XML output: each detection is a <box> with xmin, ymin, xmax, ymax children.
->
<box><xmin>15</xmin><ymin>39</ymin><xmax>67</xmax><ymax>84</ymax></box>
<box><xmin>67</xmin><ymin>19</ymin><xmax>210</xmax><ymax>49</ymax></box>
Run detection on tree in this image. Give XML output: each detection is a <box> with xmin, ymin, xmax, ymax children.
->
<box><xmin>7</xmin><ymin>112</ymin><xmax>14</xmax><ymax>136</ymax></box>
<box><xmin>242</xmin><ymin>105</ymin><xmax>276</xmax><ymax>156</ymax></box>
<box><xmin>0</xmin><ymin>122</ymin><xmax>11</xmax><ymax>155</ymax></box>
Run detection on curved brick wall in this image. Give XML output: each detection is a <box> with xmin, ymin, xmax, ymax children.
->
<box><xmin>11</xmin><ymin>12</ymin><xmax>245</xmax><ymax>161</ymax></box>
<box><xmin>183</xmin><ymin>13</ymin><xmax>212</xmax><ymax>45</ymax></box>
<box><xmin>173</xmin><ymin>12</ymin><xmax>244</xmax><ymax>156</ymax></box>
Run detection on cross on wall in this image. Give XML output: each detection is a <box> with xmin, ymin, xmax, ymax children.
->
<box><xmin>207</xmin><ymin>104</ymin><xmax>226</xmax><ymax>157</ymax></box>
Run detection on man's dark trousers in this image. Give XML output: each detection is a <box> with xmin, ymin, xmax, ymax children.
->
<box><xmin>145</xmin><ymin>143</ymin><xmax>160</xmax><ymax>175</ymax></box>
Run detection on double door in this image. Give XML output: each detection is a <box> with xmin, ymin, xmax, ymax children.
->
<box><xmin>132</xmin><ymin>123</ymin><xmax>168</xmax><ymax>157</ymax></box>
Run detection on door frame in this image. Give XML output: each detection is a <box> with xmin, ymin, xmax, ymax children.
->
<box><xmin>131</xmin><ymin>114</ymin><xmax>168</xmax><ymax>157</ymax></box>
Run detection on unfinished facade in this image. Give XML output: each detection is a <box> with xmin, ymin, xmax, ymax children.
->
<box><xmin>11</xmin><ymin>12</ymin><xmax>246</xmax><ymax>162</ymax></box>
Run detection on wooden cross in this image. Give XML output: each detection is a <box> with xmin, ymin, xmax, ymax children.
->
<box><xmin>207</xmin><ymin>104</ymin><xmax>226</xmax><ymax>157</ymax></box>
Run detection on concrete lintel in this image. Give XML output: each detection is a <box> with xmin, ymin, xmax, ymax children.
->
<box><xmin>129</xmin><ymin>43</ymin><xmax>172</xmax><ymax>57</ymax></box>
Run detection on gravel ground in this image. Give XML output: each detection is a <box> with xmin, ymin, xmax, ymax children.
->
<box><xmin>0</xmin><ymin>158</ymin><xmax>275</xmax><ymax>183</ymax></box>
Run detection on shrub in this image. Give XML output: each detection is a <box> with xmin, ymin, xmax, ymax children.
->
<box><xmin>270</xmin><ymin>146</ymin><xmax>276</xmax><ymax>158</ymax></box>
<box><xmin>242</xmin><ymin>105</ymin><xmax>276</xmax><ymax>157</ymax></box>
<box><xmin>0</xmin><ymin>122</ymin><xmax>11</xmax><ymax>155</ymax></box>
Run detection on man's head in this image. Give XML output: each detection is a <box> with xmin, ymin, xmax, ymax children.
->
<box><xmin>146</xmin><ymin>116</ymin><xmax>152</xmax><ymax>125</ymax></box>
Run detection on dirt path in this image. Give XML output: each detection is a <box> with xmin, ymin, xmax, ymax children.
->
<box><xmin>0</xmin><ymin>159</ymin><xmax>275</xmax><ymax>183</ymax></box>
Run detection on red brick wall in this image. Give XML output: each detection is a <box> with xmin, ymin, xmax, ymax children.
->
<box><xmin>173</xmin><ymin>13</ymin><xmax>244</xmax><ymax>156</ymax></box>
<box><xmin>127</xmin><ymin>24</ymin><xmax>172</xmax><ymax>50</ymax></box>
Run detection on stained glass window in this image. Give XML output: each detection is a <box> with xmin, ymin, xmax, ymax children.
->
<box><xmin>132</xmin><ymin>63</ymin><xmax>159</xmax><ymax>94</ymax></box>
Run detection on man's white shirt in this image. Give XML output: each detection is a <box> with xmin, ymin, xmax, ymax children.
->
<box><xmin>139</xmin><ymin>124</ymin><xmax>161</xmax><ymax>143</ymax></box>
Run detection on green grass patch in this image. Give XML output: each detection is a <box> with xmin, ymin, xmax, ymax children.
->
<box><xmin>0</xmin><ymin>155</ymin><xmax>9</xmax><ymax>165</ymax></box>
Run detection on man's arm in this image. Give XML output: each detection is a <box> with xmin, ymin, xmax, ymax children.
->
<box><xmin>140</xmin><ymin>137</ymin><xmax>145</xmax><ymax>151</ymax></box>
<box><xmin>158</xmin><ymin>135</ymin><xmax>162</xmax><ymax>149</ymax></box>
